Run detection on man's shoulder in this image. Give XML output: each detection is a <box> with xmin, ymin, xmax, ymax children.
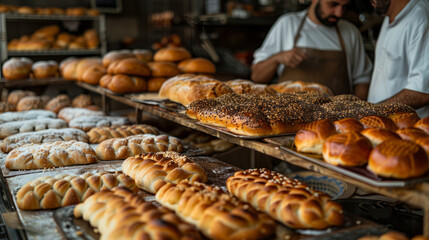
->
<box><xmin>337</xmin><ymin>19</ymin><xmax>360</xmax><ymax>34</ymax></box>
<box><xmin>276</xmin><ymin>10</ymin><xmax>306</xmax><ymax>23</ymax></box>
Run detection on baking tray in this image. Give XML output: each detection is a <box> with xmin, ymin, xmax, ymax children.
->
<box><xmin>264</xmin><ymin>136</ymin><xmax>429</xmax><ymax>188</ymax></box>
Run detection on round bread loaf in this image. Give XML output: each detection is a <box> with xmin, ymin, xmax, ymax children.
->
<box><xmin>396</xmin><ymin>127</ymin><xmax>428</xmax><ymax>142</ymax></box>
<box><xmin>389</xmin><ymin>112</ymin><xmax>420</xmax><ymax>129</ymax></box>
<box><xmin>107</xmin><ymin>58</ymin><xmax>151</xmax><ymax>77</ymax></box>
<box><xmin>368</xmin><ymin>139</ymin><xmax>429</xmax><ymax>179</ymax></box>
<box><xmin>102</xmin><ymin>50</ymin><xmax>135</xmax><ymax>68</ymax></box>
<box><xmin>295</xmin><ymin>119</ymin><xmax>337</xmax><ymax>155</ymax></box>
<box><xmin>153</xmin><ymin>47</ymin><xmax>191</xmax><ymax>62</ymax></box>
<box><xmin>80</xmin><ymin>64</ymin><xmax>106</xmax><ymax>85</ymax></box>
<box><xmin>31</xmin><ymin>60</ymin><xmax>58</xmax><ymax>79</ymax></box>
<box><xmin>17</xmin><ymin>96</ymin><xmax>44</xmax><ymax>111</ymax></box>
<box><xmin>360</xmin><ymin>116</ymin><xmax>398</xmax><ymax>131</ymax></box>
<box><xmin>2</xmin><ymin>57</ymin><xmax>33</xmax><ymax>80</ymax></box>
<box><xmin>147</xmin><ymin>77</ymin><xmax>167</xmax><ymax>92</ymax></box>
<box><xmin>177</xmin><ymin>58</ymin><xmax>216</xmax><ymax>74</ymax></box>
<box><xmin>361</xmin><ymin>128</ymin><xmax>400</xmax><ymax>147</ymax></box>
<box><xmin>148</xmin><ymin>61</ymin><xmax>181</xmax><ymax>77</ymax></box>
<box><xmin>72</xmin><ymin>94</ymin><xmax>93</xmax><ymax>108</ymax></box>
<box><xmin>323</xmin><ymin>132</ymin><xmax>373</xmax><ymax>166</ymax></box>
<box><xmin>414</xmin><ymin>116</ymin><xmax>429</xmax><ymax>134</ymax></box>
<box><xmin>44</xmin><ymin>94</ymin><xmax>72</xmax><ymax>113</ymax></box>
<box><xmin>7</xmin><ymin>90</ymin><xmax>36</xmax><ymax>109</ymax></box>
<box><xmin>132</xmin><ymin>49</ymin><xmax>152</xmax><ymax>62</ymax></box>
<box><xmin>100</xmin><ymin>74</ymin><xmax>147</xmax><ymax>93</ymax></box>
<box><xmin>333</xmin><ymin>118</ymin><xmax>364</xmax><ymax>133</ymax></box>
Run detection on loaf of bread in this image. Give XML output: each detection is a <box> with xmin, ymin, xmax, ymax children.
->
<box><xmin>155</xmin><ymin>180</ymin><xmax>276</xmax><ymax>240</ymax></box>
<box><xmin>0</xmin><ymin>118</ymin><xmax>67</xmax><ymax>139</ymax></box>
<box><xmin>31</xmin><ymin>60</ymin><xmax>58</xmax><ymax>78</ymax></box>
<box><xmin>295</xmin><ymin>119</ymin><xmax>337</xmax><ymax>155</ymax></box>
<box><xmin>389</xmin><ymin>112</ymin><xmax>420</xmax><ymax>129</ymax></box>
<box><xmin>396</xmin><ymin>127</ymin><xmax>428</xmax><ymax>142</ymax></box>
<box><xmin>148</xmin><ymin>61</ymin><xmax>182</xmax><ymax>77</ymax></box>
<box><xmin>6</xmin><ymin>90</ymin><xmax>36</xmax><ymax>110</ymax></box>
<box><xmin>414</xmin><ymin>116</ymin><xmax>429</xmax><ymax>135</ymax></box>
<box><xmin>107</xmin><ymin>58</ymin><xmax>151</xmax><ymax>77</ymax></box>
<box><xmin>16</xmin><ymin>96</ymin><xmax>45</xmax><ymax>111</ymax></box>
<box><xmin>361</xmin><ymin>128</ymin><xmax>400</xmax><ymax>147</ymax></box>
<box><xmin>6</xmin><ymin>140</ymin><xmax>97</xmax><ymax>170</ymax></box>
<box><xmin>147</xmin><ymin>77</ymin><xmax>167</xmax><ymax>92</ymax></box>
<box><xmin>71</xmin><ymin>94</ymin><xmax>93</xmax><ymax>108</ymax></box>
<box><xmin>102</xmin><ymin>50</ymin><xmax>136</xmax><ymax>68</ymax></box>
<box><xmin>99</xmin><ymin>74</ymin><xmax>147</xmax><ymax>93</ymax></box>
<box><xmin>333</xmin><ymin>118</ymin><xmax>365</xmax><ymax>133</ymax></box>
<box><xmin>159</xmin><ymin>74</ymin><xmax>234</xmax><ymax>106</ymax></box>
<box><xmin>177</xmin><ymin>58</ymin><xmax>216</xmax><ymax>74</ymax></box>
<box><xmin>122</xmin><ymin>151</ymin><xmax>207</xmax><ymax>193</ymax></box>
<box><xmin>0</xmin><ymin>128</ymin><xmax>88</xmax><ymax>153</ymax></box>
<box><xmin>44</xmin><ymin>94</ymin><xmax>72</xmax><ymax>113</ymax></box>
<box><xmin>2</xmin><ymin>57</ymin><xmax>33</xmax><ymax>80</ymax></box>
<box><xmin>69</xmin><ymin>115</ymin><xmax>130</xmax><ymax>132</ymax></box>
<box><xmin>87</xmin><ymin>124</ymin><xmax>159</xmax><ymax>144</ymax></box>
<box><xmin>225</xmin><ymin>79</ymin><xmax>277</xmax><ymax>95</ymax></box>
<box><xmin>132</xmin><ymin>49</ymin><xmax>152</xmax><ymax>62</ymax></box>
<box><xmin>0</xmin><ymin>109</ymin><xmax>56</xmax><ymax>124</ymax></box>
<box><xmin>16</xmin><ymin>172</ymin><xmax>137</xmax><ymax>210</ymax></box>
<box><xmin>360</xmin><ymin>116</ymin><xmax>398</xmax><ymax>131</ymax></box>
<box><xmin>58</xmin><ymin>107</ymin><xmax>104</xmax><ymax>123</ymax></box>
<box><xmin>96</xmin><ymin>134</ymin><xmax>183</xmax><ymax>160</ymax></box>
<box><xmin>269</xmin><ymin>80</ymin><xmax>334</xmax><ymax>96</ymax></box>
<box><xmin>226</xmin><ymin>168</ymin><xmax>344</xmax><ymax>229</ymax></box>
<box><xmin>74</xmin><ymin>187</ymin><xmax>202</xmax><ymax>240</ymax></box>
<box><xmin>154</xmin><ymin>47</ymin><xmax>191</xmax><ymax>62</ymax></box>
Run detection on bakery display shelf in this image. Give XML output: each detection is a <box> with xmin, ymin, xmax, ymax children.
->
<box><xmin>7</xmin><ymin>49</ymin><xmax>102</xmax><ymax>56</ymax></box>
<box><xmin>0</xmin><ymin>77</ymin><xmax>71</xmax><ymax>87</ymax></box>
<box><xmin>2</xmin><ymin>12</ymin><xmax>100</xmax><ymax>21</ymax></box>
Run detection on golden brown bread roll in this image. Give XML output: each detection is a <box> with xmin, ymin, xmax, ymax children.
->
<box><xmin>147</xmin><ymin>77</ymin><xmax>167</xmax><ymax>92</ymax></box>
<box><xmin>2</xmin><ymin>57</ymin><xmax>33</xmax><ymax>80</ymax></box>
<box><xmin>87</xmin><ymin>124</ymin><xmax>159</xmax><ymax>143</ymax></box>
<box><xmin>323</xmin><ymin>132</ymin><xmax>373</xmax><ymax>166</ymax></box>
<box><xmin>414</xmin><ymin>116</ymin><xmax>429</xmax><ymax>134</ymax></box>
<box><xmin>16</xmin><ymin>96</ymin><xmax>44</xmax><ymax>111</ymax></box>
<box><xmin>360</xmin><ymin>116</ymin><xmax>398</xmax><ymax>131</ymax></box>
<box><xmin>148</xmin><ymin>61</ymin><xmax>182</xmax><ymax>77</ymax></box>
<box><xmin>396</xmin><ymin>127</ymin><xmax>428</xmax><ymax>142</ymax></box>
<box><xmin>80</xmin><ymin>64</ymin><xmax>106</xmax><ymax>85</ymax></box>
<box><xmin>55</xmin><ymin>32</ymin><xmax>73</xmax><ymax>49</ymax></box>
<box><xmin>44</xmin><ymin>94</ymin><xmax>72</xmax><ymax>113</ymax></box>
<box><xmin>361</xmin><ymin>128</ymin><xmax>401</xmax><ymax>147</ymax></box>
<box><xmin>5</xmin><ymin>140</ymin><xmax>97</xmax><ymax>170</ymax></box>
<box><xmin>74</xmin><ymin>187</ymin><xmax>202</xmax><ymax>240</ymax></box>
<box><xmin>96</xmin><ymin>134</ymin><xmax>183</xmax><ymax>160</ymax></box>
<box><xmin>155</xmin><ymin>180</ymin><xmax>276</xmax><ymax>240</ymax></box>
<box><xmin>122</xmin><ymin>151</ymin><xmax>207</xmax><ymax>194</ymax></box>
<box><xmin>132</xmin><ymin>49</ymin><xmax>152</xmax><ymax>62</ymax></box>
<box><xmin>226</xmin><ymin>168</ymin><xmax>344</xmax><ymax>229</ymax></box>
<box><xmin>177</xmin><ymin>58</ymin><xmax>216</xmax><ymax>74</ymax></box>
<box><xmin>333</xmin><ymin>118</ymin><xmax>365</xmax><ymax>133</ymax></box>
<box><xmin>32</xmin><ymin>25</ymin><xmax>60</xmax><ymax>39</ymax></box>
<box><xmin>107</xmin><ymin>58</ymin><xmax>151</xmax><ymax>77</ymax></box>
<box><xmin>102</xmin><ymin>50</ymin><xmax>136</xmax><ymax>68</ymax></box>
<box><xmin>415</xmin><ymin>137</ymin><xmax>429</xmax><ymax>158</ymax></box>
<box><xmin>31</xmin><ymin>60</ymin><xmax>58</xmax><ymax>78</ymax></box>
<box><xmin>16</xmin><ymin>172</ymin><xmax>137</xmax><ymax>210</ymax></box>
<box><xmin>295</xmin><ymin>119</ymin><xmax>337</xmax><ymax>155</ymax></box>
<box><xmin>368</xmin><ymin>139</ymin><xmax>429</xmax><ymax>179</ymax></box>
<box><xmin>7</xmin><ymin>90</ymin><xmax>36</xmax><ymax>110</ymax></box>
<box><xmin>154</xmin><ymin>47</ymin><xmax>191</xmax><ymax>62</ymax></box>
<box><xmin>100</xmin><ymin>74</ymin><xmax>147</xmax><ymax>93</ymax></box>
<box><xmin>389</xmin><ymin>112</ymin><xmax>420</xmax><ymax>129</ymax></box>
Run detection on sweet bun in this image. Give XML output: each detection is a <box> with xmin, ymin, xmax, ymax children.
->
<box><xmin>333</xmin><ymin>118</ymin><xmax>364</xmax><ymax>133</ymax></box>
<box><xmin>177</xmin><ymin>58</ymin><xmax>216</xmax><ymax>74</ymax></box>
<box><xmin>102</xmin><ymin>50</ymin><xmax>135</xmax><ymax>68</ymax></box>
<box><xmin>323</xmin><ymin>132</ymin><xmax>373</xmax><ymax>166</ymax></box>
<box><xmin>147</xmin><ymin>77</ymin><xmax>167</xmax><ymax>92</ymax></box>
<box><xmin>396</xmin><ymin>127</ymin><xmax>428</xmax><ymax>142</ymax></box>
<box><xmin>414</xmin><ymin>116</ymin><xmax>429</xmax><ymax>134</ymax></box>
<box><xmin>2</xmin><ymin>57</ymin><xmax>33</xmax><ymax>80</ymax></box>
<box><xmin>107</xmin><ymin>58</ymin><xmax>151</xmax><ymax>77</ymax></box>
<box><xmin>148</xmin><ymin>61</ymin><xmax>181</xmax><ymax>77</ymax></box>
<box><xmin>368</xmin><ymin>139</ymin><xmax>429</xmax><ymax>179</ymax></box>
<box><xmin>132</xmin><ymin>49</ymin><xmax>152</xmax><ymax>62</ymax></box>
<box><xmin>389</xmin><ymin>112</ymin><xmax>420</xmax><ymax>129</ymax></box>
<box><xmin>153</xmin><ymin>47</ymin><xmax>191</xmax><ymax>62</ymax></box>
<box><xmin>100</xmin><ymin>74</ymin><xmax>147</xmax><ymax>93</ymax></box>
<box><xmin>295</xmin><ymin>119</ymin><xmax>337</xmax><ymax>155</ymax></box>
<box><xmin>361</xmin><ymin>128</ymin><xmax>400</xmax><ymax>147</ymax></box>
<box><xmin>360</xmin><ymin>116</ymin><xmax>398</xmax><ymax>131</ymax></box>
<box><xmin>31</xmin><ymin>60</ymin><xmax>58</xmax><ymax>78</ymax></box>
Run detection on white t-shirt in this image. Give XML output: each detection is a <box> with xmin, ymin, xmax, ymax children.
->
<box><xmin>253</xmin><ymin>10</ymin><xmax>373</xmax><ymax>88</ymax></box>
<box><xmin>368</xmin><ymin>0</ymin><xmax>429</xmax><ymax>118</ymax></box>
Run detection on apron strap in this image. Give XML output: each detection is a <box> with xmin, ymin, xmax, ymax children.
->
<box><xmin>293</xmin><ymin>12</ymin><xmax>308</xmax><ymax>48</ymax></box>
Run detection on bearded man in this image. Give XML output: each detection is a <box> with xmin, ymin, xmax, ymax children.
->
<box><xmin>251</xmin><ymin>0</ymin><xmax>373</xmax><ymax>99</ymax></box>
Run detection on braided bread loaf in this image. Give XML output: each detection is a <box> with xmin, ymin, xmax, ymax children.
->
<box><xmin>6</xmin><ymin>140</ymin><xmax>97</xmax><ymax>170</ymax></box>
<box><xmin>226</xmin><ymin>169</ymin><xmax>344</xmax><ymax>229</ymax></box>
<box><xmin>87</xmin><ymin>124</ymin><xmax>159</xmax><ymax>144</ymax></box>
<box><xmin>0</xmin><ymin>118</ymin><xmax>67</xmax><ymax>139</ymax></box>
<box><xmin>155</xmin><ymin>180</ymin><xmax>276</xmax><ymax>240</ymax></box>
<box><xmin>122</xmin><ymin>151</ymin><xmax>207</xmax><ymax>194</ymax></box>
<box><xmin>74</xmin><ymin>187</ymin><xmax>202</xmax><ymax>240</ymax></box>
<box><xmin>96</xmin><ymin>134</ymin><xmax>183</xmax><ymax>160</ymax></box>
<box><xmin>16</xmin><ymin>172</ymin><xmax>137</xmax><ymax>210</ymax></box>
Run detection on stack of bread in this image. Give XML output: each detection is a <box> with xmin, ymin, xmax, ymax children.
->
<box><xmin>295</xmin><ymin>114</ymin><xmax>429</xmax><ymax>179</ymax></box>
<box><xmin>2</xmin><ymin>58</ymin><xmax>60</xmax><ymax>80</ymax></box>
<box><xmin>0</xmin><ymin>4</ymin><xmax>99</xmax><ymax>16</ymax></box>
<box><xmin>60</xmin><ymin>57</ymin><xmax>106</xmax><ymax>84</ymax></box>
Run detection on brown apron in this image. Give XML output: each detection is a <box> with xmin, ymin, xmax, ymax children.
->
<box><xmin>280</xmin><ymin>13</ymin><xmax>351</xmax><ymax>95</ymax></box>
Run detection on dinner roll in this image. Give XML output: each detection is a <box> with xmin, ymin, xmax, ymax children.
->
<box><xmin>368</xmin><ymin>139</ymin><xmax>428</xmax><ymax>179</ymax></box>
<box><xmin>389</xmin><ymin>112</ymin><xmax>420</xmax><ymax>129</ymax></box>
<box><xmin>396</xmin><ymin>127</ymin><xmax>428</xmax><ymax>142</ymax></box>
<box><xmin>361</xmin><ymin>128</ymin><xmax>401</xmax><ymax>147</ymax></box>
<box><xmin>148</xmin><ymin>61</ymin><xmax>181</xmax><ymax>77</ymax></box>
<box><xmin>414</xmin><ymin>116</ymin><xmax>429</xmax><ymax>134</ymax></box>
<box><xmin>31</xmin><ymin>60</ymin><xmax>58</xmax><ymax>78</ymax></box>
<box><xmin>177</xmin><ymin>58</ymin><xmax>216</xmax><ymax>74</ymax></box>
<box><xmin>360</xmin><ymin>116</ymin><xmax>398</xmax><ymax>131</ymax></box>
<box><xmin>295</xmin><ymin>119</ymin><xmax>337</xmax><ymax>155</ymax></box>
<box><xmin>153</xmin><ymin>47</ymin><xmax>191</xmax><ymax>62</ymax></box>
<box><xmin>323</xmin><ymin>132</ymin><xmax>373</xmax><ymax>167</ymax></box>
<box><xmin>333</xmin><ymin>118</ymin><xmax>364</xmax><ymax>133</ymax></box>
<box><xmin>2</xmin><ymin>57</ymin><xmax>33</xmax><ymax>80</ymax></box>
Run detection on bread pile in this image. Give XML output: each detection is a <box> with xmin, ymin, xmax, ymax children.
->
<box><xmin>60</xmin><ymin>57</ymin><xmax>106</xmax><ymax>85</ymax></box>
<box><xmin>0</xmin><ymin>4</ymin><xmax>99</xmax><ymax>16</ymax></box>
<box><xmin>7</xmin><ymin>24</ymin><xmax>99</xmax><ymax>51</ymax></box>
<box><xmin>295</xmin><ymin>114</ymin><xmax>429</xmax><ymax>179</ymax></box>
<box><xmin>187</xmin><ymin>92</ymin><xmax>416</xmax><ymax>136</ymax></box>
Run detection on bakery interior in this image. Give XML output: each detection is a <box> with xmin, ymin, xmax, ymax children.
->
<box><xmin>0</xmin><ymin>0</ymin><xmax>428</xmax><ymax>240</ymax></box>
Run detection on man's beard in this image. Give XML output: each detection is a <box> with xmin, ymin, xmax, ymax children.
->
<box><xmin>315</xmin><ymin>2</ymin><xmax>340</xmax><ymax>26</ymax></box>
<box><xmin>372</xmin><ymin>0</ymin><xmax>391</xmax><ymax>15</ymax></box>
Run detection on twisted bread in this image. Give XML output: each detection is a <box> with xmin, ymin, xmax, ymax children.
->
<box><xmin>122</xmin><ymin>151</ymin><xmax>207</xmax><ymax>194</ymax></box>
<box><xmin>96</xmin><ymin>134</ymin><xmax>183</xmax><ymax>160</ymax></box>
<box><xmin>1</xmin><ymin>128</ymin><xmax>88</xmax><ymax>153</ymax></box>
<box><xmin>155</xmin><ymin>180</ymin><xmax>276</xmax><ymax>240</ymax></box>
<box><xmin>69</xmin><ymin>115</ymin><xmax>130</xmax><ymax>132</ymax></box>
<box><xmin>0</xmin><ymin>109</ymin><xmax>56</xmax><ymax>124</ymax></box>
<box><xmin>88</xmin><ymin>124</ymin><xmax>160</xmax><ymax>143</ymax></box>
<box><xmin>16</xmin><ymin>172</ymin><xmax>137</xmax><ymax>210</ymax></box>
<box><xmin>58</xmin><ymin>107</ymin><xmax>104</xmax><ymax>123</ymax></box>
<box><xmin>226</xmin><ymin>168</ymin><xmax>344</xmax><ymax>229</ymax></box>
<box><xmin>6</xmin><ymin>140</ymin><xmax>97</xmax><ymax>170</ymax></box>
<box><xmin>0</xmin><ymin>118</ymin><xmax>67</xmax><ymax>139</ymax></box>
<box><xmin>73</xmin><ymin>187</ymin><xmax>202</xmax><ymax>240</ymax></box>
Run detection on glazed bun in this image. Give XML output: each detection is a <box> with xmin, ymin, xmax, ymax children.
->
<box><xmin>177</xmin><ymin>58</ymin><xmax>216</xmax><ymax>74</ymax></box>
<box><xmin>360</xmin><ymin>116</ymin><xmax>398</xmax><ymax>131</ymax></box>
<box><xmin>323</xmin><ymin>132</ymin><xmax>373</xmax><ymax>167</ymax></box>
<box><xmin>396</xmin><ymin>127</ymin><xmax>428</xmax><ymax>142</ymax></box>
<box><xmin>414</xmin><ymin>116</ymin><xmax>429</xmax><ymax>134</ymax></box>
<box><xmin>389</xmin><ymin>112</ymin><xmax>420</xmax><ymax>129</ymax></box>
<box><xmin>368</xmin><ymin>139</ymin><xmax>429</xmax><ymax>179</ymax></box>
<box><xmin>333</xmin><ymin>118</ymin><xmax>364</xmax><ymax>133</ymax></box>
<box><xmin>153</xmin><ymin>47</ymin><xmax>191</xmax><ymax>62</ymax></box>
<box><xmin>294</xmin><ymin>119</ymin><xmax>337</xmax><ymax>155</ymax></box>
<box><xmin>361</xmin><ymin>128</ymin><xmax>400</xmax><ymax>147</ymax></box>
<box><xmin>148</xmin><ymin>62</ymin><xmax>181</xmax><ymax>77</ymax></box>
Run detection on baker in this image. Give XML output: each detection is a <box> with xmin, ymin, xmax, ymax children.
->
<box><xmin>251</xmin><ymin>0</ymin><xmax>373</xmax><ymax>99</ymax></box>
<box><xmin>367</xmin><ymin>0</ymin><xmax>429</xmax><ymax>117</ymax></box>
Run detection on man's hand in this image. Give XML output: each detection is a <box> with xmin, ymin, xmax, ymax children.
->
<box><xmin>276</xmin><ymin>48</ymin><xmax>307</xmax><ymax>68</ymax></box>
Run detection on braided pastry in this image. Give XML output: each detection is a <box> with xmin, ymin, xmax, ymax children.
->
<box><xmin>74</xmin><ymin>187</ymin><xmax>202</xmax><ymax>240</ymax></box>
<box><xmin>16</xmin><ymin>172</ymin><xmax>137</xmax><ymax>210</ymax></box>
<box><xmin>0</xmin><ymin>118</ymin><xmax>67</xmax><ymax>139</ymax></box>
<box><xmin>96</xmin><ymin>134</ymin><xmax>183</xmax><ymax>160</ymax></box>
<box><xmin>87</xmin><ymin>124</ymin><xmax>159</xmax><ymax>144</ymax></box>
<box><xmin>122</xmin><ymin>151</ymin><xmax>207</xmax><ymax>194</ymax></box>
<box><xmin>6</xmin><ymin>140</ymin><xmax>97</xmax><ymax>170</ymax></box>
<box><xmin>155</xmin><ymin>180</ymin><xmax>276</xmax><ymax>240</ymax></box>
<box><xmin>226</xmin><ymin>169</ymin><xmax>344</xmax><ymax>229</ymax></box>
